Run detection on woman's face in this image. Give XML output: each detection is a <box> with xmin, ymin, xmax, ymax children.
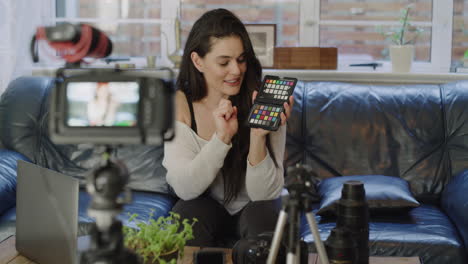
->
<box><xmin>96</xmin><ymin>83</ymin><xmax>110</xmax><ymax>99</ymax></box>
<box><xmin>192</xmin><ymin>35</ymin><xmax>247</xmax><ymax>98</ymax></box>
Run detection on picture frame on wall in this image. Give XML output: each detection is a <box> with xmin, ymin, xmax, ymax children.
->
<box><xmin>245</xmin><ymin>24</ymin><xmax>276</xmax><ymax>68</ymax></box>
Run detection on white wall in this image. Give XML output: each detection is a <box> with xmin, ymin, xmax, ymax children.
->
<box><xmin>0</xmin><ymin>0</ymin><xmax>53</xmax><ymax>93</ymax></box>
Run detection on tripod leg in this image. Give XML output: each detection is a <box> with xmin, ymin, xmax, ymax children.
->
<box><xmin>267</xmin><ymin>210</ymin><xmax>288</xmax><ymax>264</ymax></box>
<box><xmin>305</xmin><ymin>212</ymin><xmax>329</xmax><ymax>264</ymax></box>
<box><xmin>286</xmin><ymin>195</ymin><xmax>300</xmax><ymax>264</ymax></box>
<box><xmin>296</xmin><ymin>240</ymin><xmax>301</xmax><ymax>264</ymax></box>
<box><xmin>287</xmin><ymin>240</ymin><xmax>301</xmax><ymax>264</ymax></box>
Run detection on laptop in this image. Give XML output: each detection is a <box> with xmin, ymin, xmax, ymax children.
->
<box><xmin>16</xmin><ymin>160</ymin><xmax>80</xmax><ymax>264</ymax></box>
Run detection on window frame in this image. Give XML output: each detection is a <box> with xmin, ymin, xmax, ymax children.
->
<box><xmin>299</xmin><ymin>0</ymin><xmax>454</xmax><ymax>73</ymax></box>
<box><xmin>54</xmin><ymin>0</ymin><xmax>456</xmax><ymax>73</ymax></box>
<box><xmin>52</xmin><ymin>0</ymin><xmax>180</xmax><ymax>68</ymax></box>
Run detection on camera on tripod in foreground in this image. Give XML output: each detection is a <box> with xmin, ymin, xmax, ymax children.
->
<box><xmin>31</xmin><ymin>22</ymin><xmax>175</xmax><ymax>264</ymax></box>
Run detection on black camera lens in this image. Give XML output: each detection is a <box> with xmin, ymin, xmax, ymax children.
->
<box><xmin>325</xmin><ymin>227</ymin><xmax>356</xmax><ymax>264</ymax></box>
<box><xmin>341</xmin><ymin>180</ymin><xmax>365</xmax><ymax>200</ymax></box>
<box><xmin>337</xmin><ymin>180</ymin><xmax>369</xmax><ymax>264</ymax></box>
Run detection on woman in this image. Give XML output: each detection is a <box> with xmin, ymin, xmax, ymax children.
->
<box><xmin>87</xmin><ymin>82</ymin><xmax>119</xmax><ymax>126</ymax></box>
<box><xmin>162</xmin><ymin>8</ymin><xmax>294</xmax><ymax>246</ymax></box>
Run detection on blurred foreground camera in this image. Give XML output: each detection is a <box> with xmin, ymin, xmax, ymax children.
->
<box><xmin>49</xmin><ymin>68</ymin><xmax>175</xmax><ymax>145</ymax></box>
<box><xmin>233</xmin><ymin>232</ymin><xmax>286</xmax><ymax>264</ymax></box>
<box><xmin>33</xmin><ymin>22</ymin><xmax>175</xmax><ymax>264</ymax></box>
<box><xmin>232</xmin><ymin>232</ymin><xmax>308</xmax><ymax>264</ymax></box>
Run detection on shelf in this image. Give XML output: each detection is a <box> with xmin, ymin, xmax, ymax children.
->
<box><xmin>32</xmin><ymin>67</ymin><xmax>468</xmax><ymax>86</ymax></box>
<box><xmin>263</xmin><ymin>69</ymin><xmax>468</xmax><ymax>85</ymax></box>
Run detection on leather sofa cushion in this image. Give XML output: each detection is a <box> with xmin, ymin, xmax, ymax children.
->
<box><xmin>0</xmin><ymin>150</ymin><xmax>30</xmax><ymax>215</ymax></box>
<box><xmin>302</xmin><ymin>204</ymin><xmax>466</xmax><ymax>264</ymax></box>
<box><xmin>286</xmin><ymin>81</ymin><xmax>468</xmax><ymax>204</ymax></box>
<box><xmin>77</xmin><ymin>189</ymin><xmax>177</xmax><ymax>230</ymax></box>
<box><xmin>442</xmin><ymin>169</ymin><xmax>468</xmax><ymax>254</ymax></box>
<box><xmin>316</xmin><ymin>175</ymin><xmax>419</xmax><ymax>216</ymax></box>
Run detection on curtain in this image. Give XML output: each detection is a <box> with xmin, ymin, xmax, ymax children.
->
<box><xmin>0</xmin><ymin>0</ymin><xmax>53</xmax><ymax>93</ymax></box>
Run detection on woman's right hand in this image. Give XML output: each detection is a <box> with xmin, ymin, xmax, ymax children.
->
<box><xmin>213</xmin><ymin>98</ymin><xmax>238</xmax><ymax>144</ymax></box>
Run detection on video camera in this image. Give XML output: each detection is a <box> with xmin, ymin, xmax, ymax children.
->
<box><xmin>32</xmin><ymin>22</ymin><xmax>175</xmax><ymax>264</ymax></box>
<box><xmin>49</xmin><ymin>68</ymin><xmax>175</xmax><ymax>145</ymax></box>
<box><xmin>31</xmin><ymin>23</ymin><xmax>175</xmax><ymax>146</ymax></box>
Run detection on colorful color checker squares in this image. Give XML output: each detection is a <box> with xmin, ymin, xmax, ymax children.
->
<box><xmin>262</xmin><ymin>78</ymin><xmax>295</xmax><ymax>101</ymax></box>
<box><xmin>248</xmin><ymin>75</ymin><xmax>297</xmax><ymax>131</ymax></box>
<box><xmin>249</xmin><ymin>104</ymin><xmax>281</xmax><ymax>128</ymax></box>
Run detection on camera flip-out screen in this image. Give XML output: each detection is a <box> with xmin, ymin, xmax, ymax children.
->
<box><xmin>49</xmin><ymin>69</ymin><xmax>174</xmax><ymax>145</ymax></box>
<box><xmin>66</xmin><ymin>81</ymin><xmax>140</xmax><ymax>127</ymax></box>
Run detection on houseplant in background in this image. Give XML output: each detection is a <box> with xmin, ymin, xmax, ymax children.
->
<box><xmin>123</xmin><ymin>211</ymin><xmax>197</xmax><ymax>264</ymax></box>
<box><xmin>378</xmin><ymin>4</ymin><xmax>424</xmax><ymax>73</ymax></box>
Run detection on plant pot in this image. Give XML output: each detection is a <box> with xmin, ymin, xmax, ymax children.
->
<box><xmin>463</xmin><ymin>57</ymin><xmax>468</xmax><ymax>68</ymax></box>
<box><xmin>156</xmin><ymin>248</ymin><xmax>179</xmax><ymax>264</ymax></box>
<box><xmin>389</xmin><ymin>45</ymin><xmax>414</xmax><ymax>73</ymax></box>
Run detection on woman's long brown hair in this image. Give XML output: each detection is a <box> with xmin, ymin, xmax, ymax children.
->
<box><xmin>176</xmin><ymin>8</ymin><xmax>277</xmax><ymax>205</ymax></box>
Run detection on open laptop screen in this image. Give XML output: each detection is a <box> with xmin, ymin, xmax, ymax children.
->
<box><xmin>16</xmin><ymin>160</ymin><xmax>79</xmax><ymax>264</ymax></box>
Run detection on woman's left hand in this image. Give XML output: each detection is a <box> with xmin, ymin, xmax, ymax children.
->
<box><xmin>251</xmin><ymin>90</ymin><xmax>294</xmax><ymax>137</ymax></box>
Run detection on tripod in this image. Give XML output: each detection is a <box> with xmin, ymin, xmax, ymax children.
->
<box><xmin>80</xmin><ymin>147</ymin><xmax>140</xmax><ymax>264</ymax></box>
<box><xmin>267</xmin><ymin>165</ymin><xmax>329</xmax><ymax>264</ymax></box>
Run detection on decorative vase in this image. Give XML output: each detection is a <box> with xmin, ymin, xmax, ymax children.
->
<box><xmin>168</xmin><ymin>18</ymin><xmax>183</xmax><ymax>68</ymax></box>
<box><xmin>151</xmin><ymin>249</ymin><xmax>179</xmax><ymax>264</ymax></box>
<box><xmin>463</xmin><ymin>57</ymin><xmax>468</xmax><ymax>68</ymax></box>
<box><xmin>389</xmin><ymin>45</ymin><xmax>414</xmax><ymax>73</ymax></box>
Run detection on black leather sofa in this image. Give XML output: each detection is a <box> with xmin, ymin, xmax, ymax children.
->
<box><xmin>1</xmin><ymin>76</ymin><xmax>468</xmax><ymax>264</ymax></box>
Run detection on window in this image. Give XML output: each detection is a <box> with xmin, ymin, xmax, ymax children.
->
<box><xmin>180</xmin><ymin>0</ymin><xmax>300</xmax><ymax>47</ymax></box>
<box><xmin>55</xmin><ymin>0</ymin><xmax>164</xmax><ymax>57</ymax></box>
<box><xmin>318</xmin><ymin>1</ymin><xmax>432</xmax><ymax>61</ymax></box>
<box><xmin>452</xmin><ymin>0</ymin><xmax>468</xmax><ymax>69</ymax></box>
<box><xmin>300</xmin><ymin>0</ymin><xmax>454</xmax><ymax>72</ymax></box>
<box><xmin>54</xmin><ymin>0</ymin><xmax>463</xmax><ymax>73</ymax></box>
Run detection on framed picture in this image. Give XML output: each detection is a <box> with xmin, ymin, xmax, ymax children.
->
<box><xmin>245</xmin><ymin>24</ymin><xmax>276</xmax><ymax>68</ymax></box>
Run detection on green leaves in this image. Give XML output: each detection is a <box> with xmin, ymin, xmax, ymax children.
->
<box><xmin>377</xmin><ymin>4</ymin><xmax>423</xmax><ymax>46</ymax></box>
<box><xmin>123</xmin><ymin>210</ymin><xmax>198</xmax><ymax>264</ymax></box>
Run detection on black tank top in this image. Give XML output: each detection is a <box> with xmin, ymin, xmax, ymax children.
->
<box><xmin>187</xmin><ymin>98</ymin><xmax>198</xmax><ymax>133</ymax></box>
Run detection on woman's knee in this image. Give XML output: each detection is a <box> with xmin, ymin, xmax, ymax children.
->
<box><xmin>171</xmin><ymin>197</ymin><xmax>228</xmax><ymax>246</ymax></box>
<box><xmin>173</xmin><ymin>196</ymin><xmax>220</xmax><ymax>215</ymax></box>
<box><xmin>239</xmin><ymin>199</ymin><xmax>281</xmax><ymax>238</ymax></box>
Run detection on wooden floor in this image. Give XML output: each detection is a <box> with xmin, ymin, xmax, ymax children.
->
<box><xmin>1</xmin><ymin>235</ymin><xmax>421</xmax><ymax>264</ymax></box>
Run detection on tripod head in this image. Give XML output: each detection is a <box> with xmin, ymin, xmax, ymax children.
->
<box><xmin>267</xmin><ymin>164</ymin><xmax>329</xmax><ymax>264</ymax></box>
<box><xmin>284</xmin><ymin>164</ymin><xmax>320</xmax><ymax>208</ymax></box>
<box><xmin>87</xmin><ymin>147</ymin><xmax>129</xmax><ymax>208</ymax></box>
<box><xmin>81</xmin><ymin>146</ymin><xmax>139</xmax><ymax>264</ymax></box>
<box><xmin>86</xmin><ymin>147</ymin><xmax>132</xmax><ymax>227</ymax></box>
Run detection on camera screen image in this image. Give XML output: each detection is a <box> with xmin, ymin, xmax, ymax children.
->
<box><xmin>66</xmin><ymin>81</ymin><xmax>139</xmax><ymax>127</ymax></box>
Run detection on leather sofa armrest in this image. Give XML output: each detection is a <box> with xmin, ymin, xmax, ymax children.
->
<box><xmin>441</xmin><ymin>169</ymin><xmax>468</xmax><ymax>250</ymax></box>
<box><xmin>0</xmin><ymin>149</ymin><xmax>30</xmax><ymax>215</ymax></box>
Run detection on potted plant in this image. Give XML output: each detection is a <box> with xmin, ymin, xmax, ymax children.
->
<box><xmin>378</xmin><ymin>4</ymin><xmax>424</xmax><ymax>73</ymax></box>
<box><xmin>123</xmin><ymin>211</ymin><xmax>197</xmax><ymax>264</ymax></box>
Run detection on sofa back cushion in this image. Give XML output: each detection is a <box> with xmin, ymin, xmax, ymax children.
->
<box><xmin>0</xmin><ymin>76</ymin><xmax>170</xmax><ymax>194</ymax></box>
<box><xmin>286</xmin><ymin>81</ymin><xmax>468</xmax><ymax>203</ymax></box>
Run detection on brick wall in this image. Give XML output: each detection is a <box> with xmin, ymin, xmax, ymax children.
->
<box><xmin>79</xmin><ymin>0</ymin><xmax>161</xmax><ymax>57</ymax></box>
<box><xmin>180</xmin><ymin>1</ymin><xmax>300</xmax><ymax>47</ymax></box>
<box><xmin>73</xmin><ymin>0</ymin><xmax>466</xmax><ymax>68</ymax></box>
<box><xmin>452</xmin><ymin>0</ymin><xmax>468</xmax><ymax>65</ymax></box>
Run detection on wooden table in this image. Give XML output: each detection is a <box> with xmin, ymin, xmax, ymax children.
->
<box><xmin>1</xmin><ymin>235</ymin><xmax>421</xmax><ymax>264</ymax></box>
<box><xmin>181</xmin><ymin>246</ymin><xmax>420</xmax><ymax>264</ymax></box>
<box><xmin>0</xmin><ymin>235</ymin><xmax>35</xmax><ymax>264</ymax></box>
